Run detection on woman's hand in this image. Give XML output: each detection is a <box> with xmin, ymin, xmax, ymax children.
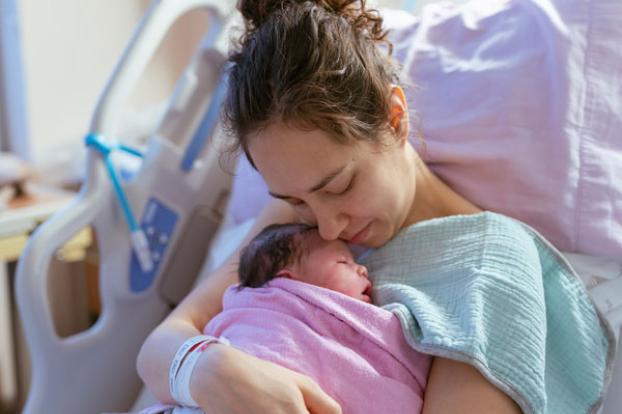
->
<box><xmin>192</xmin><ymin>344</ymin><xmax>343</xmax><ymax>414</ymax></box>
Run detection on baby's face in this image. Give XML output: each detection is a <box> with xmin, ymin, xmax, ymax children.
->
<box><xmin>295</xmin><ymin>233</ymin><xmax>372</xmax><ymax>302</ymax></box>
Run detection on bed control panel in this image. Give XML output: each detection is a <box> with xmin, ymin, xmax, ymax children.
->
<box><xmin>130</xmin><ymin>197</ymin><xmax>178</xmax><ymax>293</ymax></box>
<box><xmin>158</xmin><ymin>205</ymin><xmax>222</xmax><ymax>306</ymax></box>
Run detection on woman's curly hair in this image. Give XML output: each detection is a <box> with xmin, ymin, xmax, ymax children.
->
<box><xmin>224</xmin><ymin>0</ymin><xmax>400</xmax><ymax>166</ymax></box>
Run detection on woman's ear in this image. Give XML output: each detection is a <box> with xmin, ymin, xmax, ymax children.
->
<box><xmin>389</xmin><ymin>86</ymin><xmax>410</xmax><ymax>143</ymax></box>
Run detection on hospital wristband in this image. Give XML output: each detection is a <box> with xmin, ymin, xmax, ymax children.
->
<box><xmin>169</xmin><ymin>335</ymin><xmax>229</xmax><ymax>407</ymax></box>
<box><xmin>169</xmin><ymin>336</ymin><xmax>208</xmax><ymax>404</ymax></box>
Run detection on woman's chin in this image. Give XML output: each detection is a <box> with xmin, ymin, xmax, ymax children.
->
<box><xmin>359</xmin><ymin>228</ymin><xmax>390</xmax><ymax>248</ymax></box>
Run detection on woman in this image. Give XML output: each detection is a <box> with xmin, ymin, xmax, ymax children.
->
<box><xmin>135</xmin><ymin>0</ymin><xmax>608</xmax><ymax>412</ymax></box>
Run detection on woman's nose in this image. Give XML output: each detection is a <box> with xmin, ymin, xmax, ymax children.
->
<box><xmin>315</xmin><ymin>207</ymin><xmax>348</xmax><ymax>241</ymax></box>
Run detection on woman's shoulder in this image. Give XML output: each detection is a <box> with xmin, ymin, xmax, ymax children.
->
<box><xmin>363</xmin><ymin>212</ymin><xmax>539</xmax><ymax>271</ymax></box>
<box><xmin>399</xmin><ymin>211</ymin><xmax>531</xmax><ymax>242</ymax></box>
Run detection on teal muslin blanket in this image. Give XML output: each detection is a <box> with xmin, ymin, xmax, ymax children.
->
<box><xmin>359</xmin><ymin>212</ymin><xmax>616</xmax><ymax>414</ymax></box>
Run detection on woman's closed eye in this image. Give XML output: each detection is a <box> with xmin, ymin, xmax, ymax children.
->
<box><xmin>280</xmin><ymin>174</ymin><xmax>356</xmax><ymax>208</ymax></box>
<box><xmin>288</xmin><ymin>199</ymin><xmax>304</xmax><ymax>207</ymax></box>
<box><xmin>281</xmin><ymin>197</ymin><xmax>307</xmax><ymax>208</ymax></box>
<box><xmin>326</xmin><ymin>174</ymin><xmax>356</xmax><ymax>196</ymax></box>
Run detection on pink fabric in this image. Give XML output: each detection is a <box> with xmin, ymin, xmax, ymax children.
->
<box><xmin>204</xmin><ymin>278</ymin><xmax>431</xmax><ymax>413</ymax></box>
<box><xmin>227</xmin><ymin>0</ymin><xmax>622</xmax><ymax>258</ymax></box>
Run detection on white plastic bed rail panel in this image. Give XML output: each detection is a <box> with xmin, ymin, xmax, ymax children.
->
<box><xmin>91</xmin><ymin>0</ymin><xmax>233</xmax><ymax>136</ymax></box>
<box><xmin>15</xmin><ymin>1</ymin><xmax>235</xmax><ymax>413</ymax></box>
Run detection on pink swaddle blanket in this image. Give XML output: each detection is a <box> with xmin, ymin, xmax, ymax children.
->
<box><xmin>205</xmin><ymin>278</ymin><xmax>430</xmax><ymax>413</ymax></box>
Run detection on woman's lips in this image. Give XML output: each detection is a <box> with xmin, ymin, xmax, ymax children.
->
<box><xmin>347</xmin><ymin>223</ymin><xmax>371</xmax><ymax>245</ymax></box>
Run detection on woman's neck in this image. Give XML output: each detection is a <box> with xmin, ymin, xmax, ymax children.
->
<box><xmin>405</xmin><ymin>153</ymin><xmax>482</xmax><ymax>226</ymax></box>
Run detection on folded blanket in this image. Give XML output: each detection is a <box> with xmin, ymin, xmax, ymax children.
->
<box><xmin>359</xmin><ymin>212</ymin><xmax>616</xmax><ymax>414</ymax></box>
<box><xmin>204</xmin><ymin>278</ymin><xmax>431</xmax><ymax>413</ymax></box>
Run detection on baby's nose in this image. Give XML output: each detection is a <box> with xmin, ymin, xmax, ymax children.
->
<box><xmin>357</xmin><ymin>265</ymin><xmax>368</xmax><ymax>278</ymax></box>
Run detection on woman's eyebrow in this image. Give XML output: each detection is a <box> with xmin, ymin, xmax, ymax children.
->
<box><xmin>268</xmin><ymin>165</ymin><xmax>348</xmax><ymax>199</ymax></box>
<box><xmin>307</xmin><ymin>165</ymin><xmax>347</xmax><ymax>193</ymax></box>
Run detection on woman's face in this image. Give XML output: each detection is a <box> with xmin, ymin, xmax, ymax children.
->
<box><xmin>247</xmin><ymin>123</ymin><xmax>416</xmax><ymax>247</ymax></box>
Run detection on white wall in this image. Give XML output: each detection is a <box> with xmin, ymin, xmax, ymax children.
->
<box><xmin>20</xmin><ymin>0</ymin><xmax>208</xmax><ymax>181</ymax></box>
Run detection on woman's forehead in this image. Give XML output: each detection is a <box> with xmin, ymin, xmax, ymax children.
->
<box><xmin>248</xmin><ymin>124</ymin><xmax>360</xmax><ymax>193</ymax></box>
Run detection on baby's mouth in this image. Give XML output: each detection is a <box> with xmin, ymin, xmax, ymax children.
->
<box><xmin>362</xmin><ymin>281</ymin><xmax>373</xmax><ymax>300</ymax></box>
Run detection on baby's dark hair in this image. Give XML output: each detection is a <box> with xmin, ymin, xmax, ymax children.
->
<box><xmin>238</xmin><ymin>223</ymin><xmax>316</xmax><ymax>288</ymax></box>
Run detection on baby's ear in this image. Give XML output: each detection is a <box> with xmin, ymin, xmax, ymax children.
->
<box><xmin>276</xmin><ymin>269</ymin><xmax>295</xmax><ymax>279</ymax></box>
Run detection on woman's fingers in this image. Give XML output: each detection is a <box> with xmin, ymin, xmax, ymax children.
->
<box><xmin>195</xmin><ymin>344</ymin><xmax>340</xmax><ymax>414</ymax></box>
<box><xmin>296</xmin><ymin>375</ymin><xmax>343</xmax><ymax>414</ymax></box>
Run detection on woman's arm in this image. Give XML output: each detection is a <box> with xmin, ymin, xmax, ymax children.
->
<box><xmin>422</xmin><ymin>357</ymin><xmax>522</xmax><ymax>414</ymax></box>
<box><xmin>136</xmin><ymin>199</ymin><xmax>341</xmax><ymax>413</ymax></box>
<box><xmin>135</xmin><ymin>258</ymin><xmax>237</xmax><ymax>403</ymax></box>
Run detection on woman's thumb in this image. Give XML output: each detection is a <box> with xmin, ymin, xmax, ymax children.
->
<box><xmin>298</xmin><ymin>376</ymin><xmax>343</xmax><ymax>414</ymax></box>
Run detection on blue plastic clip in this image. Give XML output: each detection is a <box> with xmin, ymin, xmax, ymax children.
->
<box><xmin>85</xmin><ymin>133</ymin><xmax>153</xmax><ymax>272</ymax></box>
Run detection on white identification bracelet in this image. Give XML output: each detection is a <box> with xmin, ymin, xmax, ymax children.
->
<box><xmin>169</xmin><ymin>335</ymin><xmax>229</xmax><ymax>407</ymax></box>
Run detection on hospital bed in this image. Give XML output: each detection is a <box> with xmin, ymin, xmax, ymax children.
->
<box><xmin>13</xmin><ymin>0</ymin><xmax>622</xmax><ymax>413</ymax></box>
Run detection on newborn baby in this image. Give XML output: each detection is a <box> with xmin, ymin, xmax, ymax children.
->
<box><xmin>140</xmin><ymin>223</ymin><xmax>429</xmax><ymax>414</ymax></box>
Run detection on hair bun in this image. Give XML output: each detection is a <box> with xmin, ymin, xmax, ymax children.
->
<box><xmin>238</xmin><ymin>0</ymin><xmax>363</xmax><ymax>30</ymax></box>
<box><xmin>237</xmin><ymin>0</ymin><xmax>286</xmax><ymax>29</ymax></box>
